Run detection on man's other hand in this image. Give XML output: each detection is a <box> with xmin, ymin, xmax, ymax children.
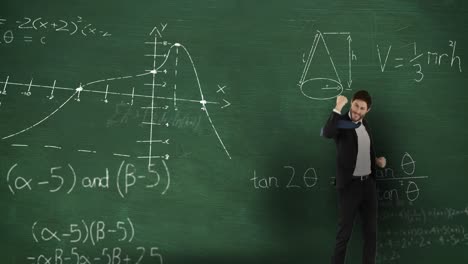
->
<box><xmin>376</xmin><ymin>157</ymin><xmax>387</xmax><ymax>168</ymax></box>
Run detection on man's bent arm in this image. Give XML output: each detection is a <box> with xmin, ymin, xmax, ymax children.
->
<box><xmin>322</xmin><ymin>110</ymin><xmax>341</xmax><ymax>139</ymax></box>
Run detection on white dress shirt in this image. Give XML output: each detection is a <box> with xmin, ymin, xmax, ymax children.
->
<box><xmin>333</xmin><ymin>109</ymin><xmax>372</xmax><ymax>176</ymax></box>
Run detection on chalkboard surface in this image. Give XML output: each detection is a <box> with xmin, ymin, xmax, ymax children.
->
<box><xmin>1</xmin><ymin>1</ymin><xmax>468</xmax><ymax>263</ymax></box>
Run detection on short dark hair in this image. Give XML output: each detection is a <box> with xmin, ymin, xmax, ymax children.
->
<box><xmin>352</xmin><ymin>90</ymin><xmax>372</xmax><ymax>109</ymax></box>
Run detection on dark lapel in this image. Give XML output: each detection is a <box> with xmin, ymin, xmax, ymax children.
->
<box><xmin>362</xmin><ymin>118</ymin><xmax>374</xmax><ymax>152</ymax></box>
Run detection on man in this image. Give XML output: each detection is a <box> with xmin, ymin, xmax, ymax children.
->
<box><xmin>322</xmin><ymin>90</ymin><xmax>386</xmax><ymax>264</ymax></box>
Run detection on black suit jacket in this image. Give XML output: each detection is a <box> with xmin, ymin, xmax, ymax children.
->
<box><xmin>322</xmin><ymin>110</ymin><xmax>376</xmax><ymax>188</ymax></box>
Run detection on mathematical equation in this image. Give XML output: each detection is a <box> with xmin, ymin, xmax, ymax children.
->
<box><xmin>379</xmin><ymin>206</ymin><xmax>468</xmax><ymax>224</ymax></box>
<box><xmin>0</xmin><ymin>16</ymin><xmax>111</xmax><ymax>45</ymax></box>
<box><xmin>107</xmin><ymin>101</ymin><xmax>204</xmax><ymax>133</ymax></box>
<box><xmin>376</xmin><ymin>152</ymin><xmax>428</xmax><ymax>203</ymax></box>
<box><xmin>27</xmin><ymin>247</ymin><xmax>163</xmax><ymax>264</ymax></box>
<box><xmin>32</xmin><ymin>218</ymin><xmax>135</xmax><ymax>245</ymax></box>
<box><xmin>251</xmin><ymin>165</ymin><xmax>318</xmax><ymax>189</ymax></box>
<box><xmin>377</xmin><ymin>40</ymin><xmax>462</xmax><ymax>82</ymax></box>
<box><xmin>299</xmin><ymin>31</ymin><xmax>464</xmax><ymax>99</ymax></box>
<box><xmin>376</xmin><ymin>251</ymin><xmax>401</xmax><ymax>264</ymax></box>
<box><xmin>377</xmin><ymin>205</ymin><xmax>468</xmax><ymax>262</ymax></box>
<box><xmin>5</xmin><ymin>160</ymin><xmax>170</xmax><ymax>198</ymax></box>
<box><xmin>379</xmin><ymin>224</ymin><xmax>468</xmax><ymax>249</ymax></box>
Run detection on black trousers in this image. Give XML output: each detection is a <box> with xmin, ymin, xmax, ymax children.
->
<box><xmin>331</xmin><ymin>177</ymin><xmax>378</xmax><ymax>264</ymax></box>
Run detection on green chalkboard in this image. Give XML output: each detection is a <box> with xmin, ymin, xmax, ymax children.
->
<box><xmin>1</xmin><ymin>0</ymin><xmax>468</xmax><ymax>263</ymax></box>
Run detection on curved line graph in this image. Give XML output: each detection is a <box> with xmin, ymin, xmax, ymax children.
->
<box><xmin>2</xmin><ymin>90</ymin><xmax>78</xmax><ymax>140</ymax></box>
<box><xmin>162</xmin><ymin>43</ymin><xmax>231</xmax><ymax>159</ymax></box>
<box><xmin>0</xmin><ymin>71</ymin><xmax>155</xmax><ymax>140</ymax></box>
<box><xmin>0</xmin><ymin>38</ymin><xmax>231</xmax><ymax>159</ymax></box>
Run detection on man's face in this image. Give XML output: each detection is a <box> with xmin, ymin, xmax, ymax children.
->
<box><xmin>350</xmin><ymin>99</ymin><xmax>370</xmax><ymax>122</ymax></box>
